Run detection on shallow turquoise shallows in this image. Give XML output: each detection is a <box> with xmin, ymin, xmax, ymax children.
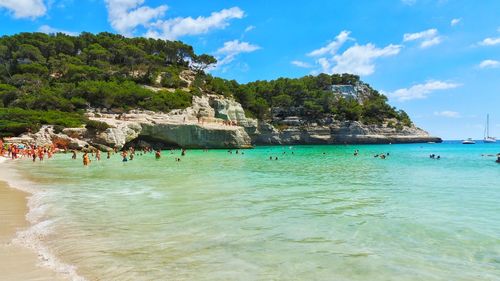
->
<box><xmin>11</xmin><ymin>142</ymin><xmax>500</xmax><ymax>281</ymax></box>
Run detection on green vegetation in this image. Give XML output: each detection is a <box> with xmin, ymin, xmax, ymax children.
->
<box><xmin>0</xmin><ymin>32</ymin><xmax>213</xmax><ymax>134</ymax></box>
<box><xmin>85</xmin><ymin>120</ymin><xmax>111</xmax><ymax>132</ymax></box>
<box><xmin>0</xmin><ymin>32</ymin><xmax>413</xmax><ymax>137</ymax></box>
<box><xmin>0</xmin><ymin>107</ymin><xmax>85</xmax><ymax>137</ymax></box>
<box><xmin>204</xmin><ymin>73</ymin><xmax>412</xmax><ymax>125</ymax></box>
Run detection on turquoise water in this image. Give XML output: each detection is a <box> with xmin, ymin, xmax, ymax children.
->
<box><xmin>9</xmin><ymin>142</ymin><xmax>500</xmax><ymax>280</ymax></box>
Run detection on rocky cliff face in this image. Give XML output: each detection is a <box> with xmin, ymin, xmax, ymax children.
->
<box><xmin>264</xmin><ymin>122</ymin><xmax>441</xmax><ymax>145</ymax></box>
<box><xmin>4</xmin><ymin>94</ymin><xmax>441</xmax><ymax>149</ymax></box>
<box><xmin>86</xmin><ymin>95</ymin><xmax>254</xmax><ymax>149</ymax></box>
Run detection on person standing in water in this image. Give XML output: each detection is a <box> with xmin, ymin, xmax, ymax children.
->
<box><xmin>83</xmin><ymin>152</ymin><xmax>90</xmax><ymax>166</ymax></box>
<box><xmin>71</xmin><ymin>150</ymin><xmax>77</xmax><ymax>160</ymax></box>
<box><xmin>121</xmin><ymin>150</ymin><xmax>128</xmax><ymax>162</ymax></box>
<box><xmin>107</xmin><ymin>151</ymin><xmax>111</xmax><ymax>159</ymax></box>
<box><xmin>155</xmin><ymin>150</ymin><xmax>161</xmax><ymax>159</ymax></box>
<box><xmin>96</xmin><ymin>150</ymin><xmax>101</xmax><ymax>161</ymax></box>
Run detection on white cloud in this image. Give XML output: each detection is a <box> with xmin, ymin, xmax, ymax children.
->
<box><xmin>317</xmin><ymin>57</ymin><xmax>331</xmax><ymax>73</ymax></box>
<box><xmin>450</xmin><ymin>18</ymin><xmax>461</xmax><ymax>26</ymax></box>
<box><xmin>145</xmin><ymin>7</ymin><xmax>244</xmax><ymax>40</ymax></box>
<box><xmin>307</xmin><ymin>30</ymin><xmax>351</xmax><ymax>57</ymax></box>
<box><xmin>420</xmin><ymin>36</ymin><xmax>442</xmax><ymax>48</ymax></box>
<box><xmin>217</xmin><ymin>40</ymin><xmax>260</xmax><ymax>55</ymax></box>
<box><xmin>330</xmin><ymin>43</ymin><xmax>401</xmax><ymax>76</ymax></box>
<box><xmin>244</xmin><ymin>25</ymin><xmax>255</xmax><ymax>33</ymax></box>
<box><xmin>434</xmin><ymin>111</ymin><xmax>460</xmax><ymax>118</ymax></box>
<box><xmin>105</xmin><ymin>0</ymin><xmax>167</xmax><ymax>36</ymax></box>
<box><xmin>479</xmin><ymin>59</ymin><xmax>500</xmax><ymax>69</ymax></box>
<box><xmin>387</xmin><ymin>80</ymin><xmax>461</xmax><ymax>101</ymax></box>
<box><xmin>403</xmin><ymin>28</ymin><xmax>442</xmax><ymax>48</ymax></box>
<box><xmin>291</xmin><ymin>60</ymin><xmax>312</xmax><ymax>68</ymax></box>
<box><xmin>301</xmin><ymin>31</ymin><xmax>401</xmax><ymax>76</ymax></box>
<box><xmin>38</xmin><ymin>25</ymin><xmax>78</xmax><ymax>36</ymax></box>
<box><xmin>0</xmin><ymin>0</ymin><xmax>46</xmax><ymax>18</ymax></box>
<box><xmin>479</xmin><ymin>37</ymin><xmax>500</xmax><ymax>46</ymax></box>
<box><xmin>214</xmin><ymin>40</ymin><xmax>260</xmax><ymax>67</ymax></box>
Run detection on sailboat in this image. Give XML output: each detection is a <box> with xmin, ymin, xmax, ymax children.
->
<box><xmin>483</xmin><ymin>114</ymin><xmax>496</xmax><ymax>143</ymax></box>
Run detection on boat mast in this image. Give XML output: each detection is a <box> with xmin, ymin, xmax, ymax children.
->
<box><xmin>487</xmin><ymin>114</ymin><xmax>490</xmax><ymax>138</ymax></box>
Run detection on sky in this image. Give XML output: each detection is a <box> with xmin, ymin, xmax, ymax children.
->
<box><xmin>0</xmin><ymin>0</ymin><xmax>499</xmax><ymax>140</ymax></box>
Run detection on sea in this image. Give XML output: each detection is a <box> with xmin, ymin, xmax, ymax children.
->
<box><xmin>4</xmin><ymin>141</ymin><xmax>500</xmax><ymax>281</ymax></box>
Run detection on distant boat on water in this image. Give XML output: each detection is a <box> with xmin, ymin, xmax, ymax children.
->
<box><xmin>483</xmin><ymin>114</ymin><xmax>496</xmax><ymax>143</ymax></box>
<box><xmin>462</xmin><ymin>138</ymin><xmax>475</xmax><ymax>144</ymax></box>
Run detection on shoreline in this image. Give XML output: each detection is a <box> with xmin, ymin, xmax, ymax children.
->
<box><xmin>0</xmin><ymin>157</ymin><xmax>75</xmax><ymax>281</ymax></box>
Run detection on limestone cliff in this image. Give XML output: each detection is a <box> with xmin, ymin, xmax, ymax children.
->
<box><xmin>5</xmin><ymin>94</ymin><xmax>440</xmax><ymax>149</ymax></box>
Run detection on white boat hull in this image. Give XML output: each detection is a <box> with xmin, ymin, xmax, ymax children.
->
<box><xmin>462</xmin><ymin>138</ymin><xmax>476</xmax><ymax>144</ymax></box>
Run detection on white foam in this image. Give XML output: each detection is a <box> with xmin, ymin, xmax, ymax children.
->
<box><xmin>1</xmin><ymin>158</ymin><xmax>88</xmax><ymax>281</ymax></box>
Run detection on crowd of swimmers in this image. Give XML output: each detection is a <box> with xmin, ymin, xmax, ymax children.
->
<box><xmin>78</xmin><ymin>146</ymin><xmax>176</xmax><ymax>166</ymax></box>
<box><xmin>3</xmin><ymin>137</ymin><xmax>500</xmax><ymax>165</ymax></box>
<box><xmin>0</xmin><ymin>140</ymin><xmax>56</xmax><ymax>161</ymax></box>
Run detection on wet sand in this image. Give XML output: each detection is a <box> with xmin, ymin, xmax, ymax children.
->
<box><xmin>0</xmin><ymin>174</ymin><xmax>67</xmax><ymax>280</ymax></box>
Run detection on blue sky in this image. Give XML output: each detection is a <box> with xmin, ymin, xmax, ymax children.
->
<box><xmin>1</xmin><ymin>0</ymin><xmax>499</xmax><ymax>140</ymax></box>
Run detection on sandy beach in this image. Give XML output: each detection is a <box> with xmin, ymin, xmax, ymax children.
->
<box><xmin>0</xmin><ymin>158</ymin><xmax>67</xmax><ymax>281</ymax></box>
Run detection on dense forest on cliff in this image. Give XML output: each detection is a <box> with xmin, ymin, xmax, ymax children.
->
<box><xmin>0</xmin><ymin>32</ymin><xmax>411</xmax><ymax>137</ymax></box>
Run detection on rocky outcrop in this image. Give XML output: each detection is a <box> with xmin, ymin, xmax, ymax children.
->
<box><xmin>86</xmin><ymin>94</ymin><xmax>254</xmax><ymax>149</ymax></box>
<box><xmin>3</xmin><ymin>94</ymin><xmax>440</xmax><ymax>149</ymax></box>
<box><xmin>258</xmin><ymin>121</ymin><xmax>441</xmax><ymax>145</ymax></box>
<box><xmin>5</xmin><ymin>126</ymin><xmax>91</xmax><ymax>149</ymax></box>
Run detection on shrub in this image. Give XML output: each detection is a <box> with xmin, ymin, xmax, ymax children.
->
<box><xmin>0</xmin><ymin>108</ymin><xmax>85</xmax><ymax>137</ymax></box>
<box><xmin>85</xmin><ymin>120</ymin><xmax>111</xmax><ymax>131</ymax></box>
